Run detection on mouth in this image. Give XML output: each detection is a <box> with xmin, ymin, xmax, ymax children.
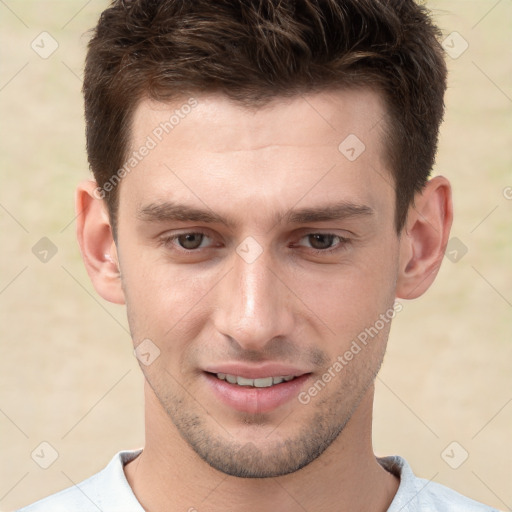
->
<box><xmin>202</xmin><ymin>371</ymin><xmax>312</xmax><ymax>414</ymax></box>
<box><xmin>207</xmin><ymin>372</ymin><xmax>298</xmax><ymax>388</ymax></box>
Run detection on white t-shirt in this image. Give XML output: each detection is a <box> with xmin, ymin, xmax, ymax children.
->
<box><xmin>17</xmin><ymin>449</ymin><xmax>499</xmax><ymax>511</ymax></box>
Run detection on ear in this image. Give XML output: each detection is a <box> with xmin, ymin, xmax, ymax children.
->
<box><xmin>75</xmin><ymin>180</ymin><xmax>125</xmax><ymax>305</ymax></box>
<box><xmin>396</xmin><ymin>175</ymin><xmax>453</xmax><ymax>300</ymax></box>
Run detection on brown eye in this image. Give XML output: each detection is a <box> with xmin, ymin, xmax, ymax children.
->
<box><xmin>177</xmin><ymin>233</ymin><xmax>205</xmax><ymax>250</ymax></box>
<box><xmin>307</xmin><ymin>233</ymin><xmax>336</xmax><ymax>250</ymax></box>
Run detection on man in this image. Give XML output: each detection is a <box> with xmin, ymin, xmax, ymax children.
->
<box><xmin>19</xmin><ymin>0</ymin><xmax>498</xmax><ymax>511</ymax></box>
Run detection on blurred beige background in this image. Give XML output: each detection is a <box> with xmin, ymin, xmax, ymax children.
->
<box><xmin>0</xmin><ymin>1</ymin><xmax>511</xmax><ymax>511</ymax></box>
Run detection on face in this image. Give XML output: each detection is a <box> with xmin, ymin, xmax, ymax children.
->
<box><xmin>115</xmin><ymin>89</ymin><xmax>401</xmax><ymax>477</ymax></box>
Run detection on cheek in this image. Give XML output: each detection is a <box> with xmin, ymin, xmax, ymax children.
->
<box><xmin>121</xmin><ymin>253</ymin><xmax>219</xmax><ymax>343</ymax></box>
<box><xmin>293</xmin><ymin>248</ymin><xmax>398</xmax><ymax>337</ymax></box>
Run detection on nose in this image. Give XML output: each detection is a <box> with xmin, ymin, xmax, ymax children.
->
<box><xmin>212</xmin><ymin>246</ymin><xmax>295</xmax><ymax>351</ymax></box>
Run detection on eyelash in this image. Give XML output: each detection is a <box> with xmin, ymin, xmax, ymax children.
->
<box><xmin>302</xmin><ymin>234</ymin><xmax>351</xmax><ymax>255</ymax></box>
<box><xmin>160</xmin><ymin>231</ymin><xmax>351</xmax><ymax>255</ymax></box>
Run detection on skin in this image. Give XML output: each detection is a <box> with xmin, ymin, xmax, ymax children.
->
<box><xmin>76</xmin><ymin>88</ymin><xmax>452</xmax><ymax>512</ymax></box>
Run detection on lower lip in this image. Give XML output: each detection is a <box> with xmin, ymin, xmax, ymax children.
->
<box><xmin>203</xmin><ymin>372</ymin><xmax>311</xmax><ymax>414</ymax></box>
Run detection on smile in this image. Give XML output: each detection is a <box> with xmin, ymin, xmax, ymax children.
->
<box><xmin>213</xmin><ymin>373</ymin><xmax>296</xmax><ymax>388</ymax></box>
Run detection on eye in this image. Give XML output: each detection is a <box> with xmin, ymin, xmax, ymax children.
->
<box><xmin>296</xmin><ymin>233</ymin><xmax>350</xmax><ymax>253</ymax></box>
<box><xmin>306</xmin><ymin>233</ymin><xmax>336</xmax><ymax>250</ymax></box>
<box><xmin>162</xmin><ymin>231</ymin><xmax>213</xmax><ymax>251</ymax></box>
<box><xmin>177</xmin><ymin>233</ymin><xmax>206</xmax><ymax>250</ymax></box>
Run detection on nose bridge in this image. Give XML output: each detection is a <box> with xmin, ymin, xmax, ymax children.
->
<box><xmin>238</xmin><ymin>256</ymin><xmax>271</xmax><ymax>319</ymax></box>
<box><xmin>215</xmin><ymin>247</ymin><xmax>292</xmax><ymax>349</ymax></box>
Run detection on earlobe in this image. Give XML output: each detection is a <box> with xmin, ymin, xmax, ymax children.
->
<box><xmin>75</xmin><ymin>180</ymin><xmax>125</xmax><ymax>305</ymax></box>
<box><xmin>396</xmin><ymin>176</ymin><xmax>453</xmax><ymax>300</ymax></box>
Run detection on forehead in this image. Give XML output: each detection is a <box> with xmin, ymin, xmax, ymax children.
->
<box><xmin>120</xmin><ymin>89</ymin><xmax>393</xmax><ymax>227</ymax></box>
<box><xmin>131</xmin><ymin>88</ymin><xmax>387</xmax><ymax>153</ymax></box>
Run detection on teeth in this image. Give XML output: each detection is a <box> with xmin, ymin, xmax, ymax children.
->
<box><xmin>255</xmin><ymin>377</ymin><xmax>274</xmax><ymax>387</ymax></box>
<box><xmin>215</xmin><ymin>373</ymin><xmax>296</xmax><ymax>387</ymax></box>
<box><xmin>237</xmin><ymin>376</ymin><xmax>254</xmax><ymax>386</ymax></box>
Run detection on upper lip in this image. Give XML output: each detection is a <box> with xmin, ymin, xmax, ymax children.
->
<box><xmin>204</xmin><ymin>363</ymin><xmax>311</xmax><ymax>379</ymax></box>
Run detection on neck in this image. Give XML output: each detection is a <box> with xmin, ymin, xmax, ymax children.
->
<box><xmin>124</xmin><ymin>382</ymin><xmax>399</xmax><ymax>512</ymax></box>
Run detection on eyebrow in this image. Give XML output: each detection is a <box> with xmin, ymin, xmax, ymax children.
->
<box><xmin>137</xmin><ymin>200</ymin><xmax>374</xmax><ymax>227</ymax></box>
<box><xmin>284</xmin><ymin>203</ymin><xmax>374</xmax><ymax>224</ymax></box>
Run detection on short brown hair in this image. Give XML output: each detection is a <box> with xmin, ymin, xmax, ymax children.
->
<box><xmin>83</xmin><ymin>0</ymin><xmax>447</xmax><ymax>234</ymax></box>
